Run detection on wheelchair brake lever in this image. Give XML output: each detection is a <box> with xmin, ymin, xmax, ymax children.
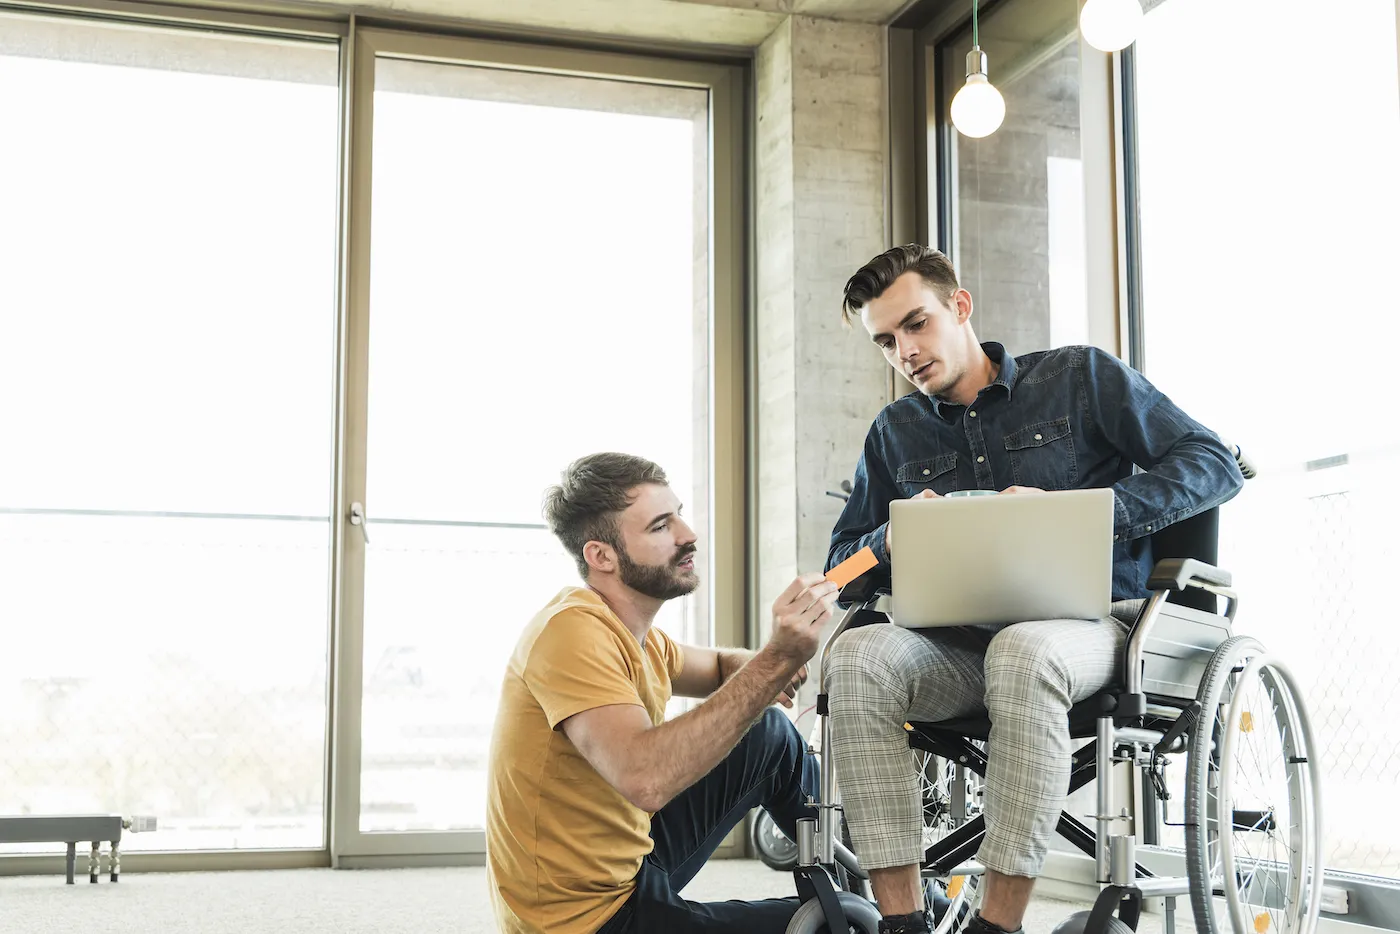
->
<box><xmin>1147</xmin><ymin>700</ymin><xmax>1203</xmax><ymax>803</ymax></box>
<box><xmin>1153</xmin><ymin>700</ymin><xmax>1200</xmax><ymax>758</ymax></box>
<box><xmin>1149</xmin><ymin>756</ymin><xmax>1170</xmax><ymax>802</ymax></box>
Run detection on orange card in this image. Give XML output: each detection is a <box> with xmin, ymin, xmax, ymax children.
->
<box><xmin>825</xmin><ymin>546</ymin><xmax>878</xmax><ymax>588</ymax></box>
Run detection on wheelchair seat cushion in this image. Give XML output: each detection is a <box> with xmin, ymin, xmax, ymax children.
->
<box><xmin>909</xmin><ymin>692</ymin><xmax>1121</xmax><ymax>742</ymax></box>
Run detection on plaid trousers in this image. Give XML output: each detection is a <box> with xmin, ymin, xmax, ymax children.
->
<box><xmin>826</xmin><ymin>608</ymin><xmax>1136</xmax><ymax>878</ymax></box>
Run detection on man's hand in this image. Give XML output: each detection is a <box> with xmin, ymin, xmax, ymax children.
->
<box><xmin>775</xmin><ymin>665</ymin><xmax>808</xmax><ymax>709</ymax></box>
<box><xmin>764</xmin><ymin>574</ymin><xmax>838</xmax><ymax>669</ymax></box>
<box><xmin>1000</xmin><ymin>485</ymin><xmax>1045</xmax><ymax>495</ymax></box>
<box><xmin>885</xmin><ymin>489</ymin><xmax>939</xmax><ymax>557</ymax></box>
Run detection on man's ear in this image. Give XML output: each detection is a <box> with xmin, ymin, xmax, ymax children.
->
<box><xmin>952</xmin><ymin>288</ymin><xmax>974</xmax><ymax>323</ymax></box>
<box><xmin>583</xmin><ymin>540</ymin><xmax>617</xmax><ymax>575</ymax></box>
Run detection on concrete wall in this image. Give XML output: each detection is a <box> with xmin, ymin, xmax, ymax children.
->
<box><xmin>754</xmin><ymin>16</ymin><xmax>892</xmax><ymax>667</ymax></box>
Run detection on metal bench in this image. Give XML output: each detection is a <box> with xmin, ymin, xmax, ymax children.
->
<box><xmin>0</xmin><ymin>814</ymin><xmax>156</xmax><ymax>883</ymax></box>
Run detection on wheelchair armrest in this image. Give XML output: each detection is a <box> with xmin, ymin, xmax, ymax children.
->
<box><xmin>1147</xmin><ymin>557</ymin><xmax>1232</xmax><ymax>591</ymax></box>
<box><xmin>837</xmin><ymin>573</ymin><xmax>888</xmax><ymax>607</ymax></box>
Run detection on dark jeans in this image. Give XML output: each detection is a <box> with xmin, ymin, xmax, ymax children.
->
<box><xmin>596</xmin><ymin>707</ymin><xmax>819</xmax><ymax>934</ymax></box>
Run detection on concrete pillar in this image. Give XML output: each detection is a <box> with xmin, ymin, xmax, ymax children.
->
<box><xmin>754</xmin><ymin>16</ymin><xmax>890</xmax><ymax>665</ymax></box>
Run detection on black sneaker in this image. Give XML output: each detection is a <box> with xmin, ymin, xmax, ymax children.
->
<box><xmin>878</xmin><ymin>911</ymin><xmax>933</xmax><ymax>934</ymax></box>
<box><xmin>965</xmin><ymin>913</ymin><xmax>1025</xmax><ymax>934</ymax></box>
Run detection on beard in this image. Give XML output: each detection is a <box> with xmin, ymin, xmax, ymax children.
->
<box><xmin>617</xmin><ymin>542</ymin><xmax>699</xmax><ymax>601</ymax></box>
<box><xmin>918</xmin><ymin>360</ymin><xmax>963</xmax><ymax>400</ymax></box>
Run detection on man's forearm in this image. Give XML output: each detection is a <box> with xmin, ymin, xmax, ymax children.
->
<box><xmin>829</xmin><ymin>524</ymin><xmax>890</xmax><ymax>571</ymax></box>
<box><xmin>629</xmin><ymin>650</ymin><xmax>796</xmax><ymax>811</ymax></box>
<box><xmin>1112</xmin><ymin>436</ymin><xmax>1243</xmax><ymax>540</ymax></box>
<box><xmin>717</xmin><ymin>649</ymin><xmax>753</xmax><ymax>686</ymax></box>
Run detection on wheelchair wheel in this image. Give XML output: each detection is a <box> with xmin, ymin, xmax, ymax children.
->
<box><xmin>752</xmin><ymin>808</ymin><xmax>800</xmax><ymax>871</ymax></box>
<box><xmin>912</xmin><ymin>749</ymin><xmax>982</xmax><ymax>934</ymax></box>
<box><xmin>1185</xmin><ymin>636</ymin><xmax>1324</xmax><ymax>934</ymax></box>
<box><xmin>784</xmin><ymin>891</ymin><xmax>883</xmax><ymax>933</ymax></box>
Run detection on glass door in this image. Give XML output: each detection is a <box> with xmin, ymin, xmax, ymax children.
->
<box><xmin>331</xmin><ymin>29</ymin><xmax>745</xmax><ymax>860</ymax></box>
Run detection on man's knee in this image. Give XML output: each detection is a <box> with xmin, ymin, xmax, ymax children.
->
<box><xmin>825</xmin><ymin>624</ymin><xmax>913</xmax><ymax>712</ymax></box>
<box><xmin>984</xmin><ymin>626</ymin><xmax>1070</xmax><ymax>699</ymax></box>
<box><xmin>749</xmin><ymin>706</ymin><xmax>803</xmax><ymax>756</ymax></box>
<box><xmin>756</xmin><ymin>705</ymin><xmax>795</xmax><ymax>737</ymax></box>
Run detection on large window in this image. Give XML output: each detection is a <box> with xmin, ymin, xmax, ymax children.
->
<box><xmin>0</xmin><ymin>10</ymin><xmax>744</xmax><ymax>869</ymax></box>
<box><xmin>0</xmin><ymin>14</ymin><xmax>341</xmax><ymax>851</ymax></box>
<box><xmin>1133</xmin><ymin>0</ymin><xmax>1400</xmax><ymax>880</ymax></box>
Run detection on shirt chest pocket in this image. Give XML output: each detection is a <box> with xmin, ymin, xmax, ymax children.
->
<box><xmin>896</xmin><ymin>453</ymin><xmax>958</xmax><ymax>497</ymax></box>
<box><xmin>1003</xmin><ymin>416</ymin><xmax>1078</xmax><ymax>490</ymax></box>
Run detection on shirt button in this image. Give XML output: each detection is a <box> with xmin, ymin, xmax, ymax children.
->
<box><xmin>1146</xmin><ymin>525</ymin><xmax>1153</xmax><ymax>532</ymax></box>
<box><xmin>1034</xmin><ymin>433</ymin><xmax>1042</xmax><ymax>441</ymax></box>
<box><xmin>1114</xmin><ymin>535</ymin><xmax>1120</xmax><ymax>541</ymax></box>
<box><xmin>977</xmin><ymin>456</ymin><xmax>985</xmax><ymax>463</ymax></box>
<box><xmin>969</xmin><ymin>411</ymin><xmax>977</xmax><ymax>418</ymax></box>
<box><xmin>922</xmin><ymin>468</ymin><xmax>930</xmax><ymax>476</ymax></box>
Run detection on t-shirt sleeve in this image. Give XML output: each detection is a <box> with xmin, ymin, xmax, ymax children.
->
<box><xmin>654</xmin><ymin>627</ymin><xmax>685</xmax><ymax>682</ymax></box>
<box><xmin>523</xmin><ymin>608</ymin><xmax>644</xmax><ymax>729</ymax></box>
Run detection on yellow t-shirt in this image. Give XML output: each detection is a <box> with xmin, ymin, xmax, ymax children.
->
<box><xmin>486</xmin><ymin>587</ymin><xmax>684</xmax><ymax>934</ymax></box>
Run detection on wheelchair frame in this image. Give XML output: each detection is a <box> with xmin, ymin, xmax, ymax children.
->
<box><xmin>787</xmin><ymin>537</ymin><xmax>1315</xmax><ymax>934</ymax></box>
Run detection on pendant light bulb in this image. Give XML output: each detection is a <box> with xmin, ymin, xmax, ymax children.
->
<box><xmin>1079</xmin><ymin>0</ymin><xmax>1144</xmax><ymax>53</ymax></box>
<box><xmin>951</xmin><ymin>47</ymin><xmax>1005</xmax><ymax>139</ymax></box>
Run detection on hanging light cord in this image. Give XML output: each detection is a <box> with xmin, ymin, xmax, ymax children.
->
<box><xmin>973</xmin><ymin>0</ymin><xmax>979</xmax><ymax>47</ymax></box>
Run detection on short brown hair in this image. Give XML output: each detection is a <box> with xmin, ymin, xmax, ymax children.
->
<box><xmin>543</xmin><ymin>453</ymin><xmax>669</xmax><ymax>579</ymax></box>
<box><xmin>841</xmin><ymin>244</ymin><xmax>960</xmax><ymax>326</ymax></box>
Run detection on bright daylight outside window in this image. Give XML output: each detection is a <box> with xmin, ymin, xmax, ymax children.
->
<box><xmin>0</xmin><ymin>15</ymin><xmax>340</xmax><ymax>851</ymax></box>
<box><xmin>1135</xmin><ymin>0</ymin><xmax>1400</xmax><ymax>878</ymax></box>
<box><xmin>357</xmin><ymin>58</ymin><xmax>711</xmax><ymax>832</ymax></box>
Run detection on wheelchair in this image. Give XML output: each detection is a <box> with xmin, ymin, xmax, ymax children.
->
<box><xmin>782</xmin><ymin>484</ymin><xmax>1324</xmax><ymax>934</ymax></box>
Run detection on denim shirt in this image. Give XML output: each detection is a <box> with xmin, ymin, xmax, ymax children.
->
<box><xmin>826</xmin><ymin>343</ymin><xmax>1245</xmax><ymax>601</ymax></box>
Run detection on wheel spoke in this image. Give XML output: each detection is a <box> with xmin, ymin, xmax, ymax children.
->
<box><xmin>1187</xmin><ymin>641</ymin><xmax>1321</xmax><ymax>934</ymax></box>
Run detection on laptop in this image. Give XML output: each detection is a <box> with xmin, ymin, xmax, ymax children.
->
<box><xmin>889</xmin><ymin>487</ymin><xmax>1114</xmax><ymax>628</ymax></box>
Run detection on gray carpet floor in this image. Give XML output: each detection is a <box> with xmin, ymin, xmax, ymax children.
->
<box><xmin>0</xmin><ymin>860</ymin><xmax>1166</xmax><ymax>933</ymax></box>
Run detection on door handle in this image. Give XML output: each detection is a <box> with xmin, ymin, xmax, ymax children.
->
<box><xmin>349</xmin><ymin>501</ymin><xmax>370</xmax><ymax>544</ymax></box>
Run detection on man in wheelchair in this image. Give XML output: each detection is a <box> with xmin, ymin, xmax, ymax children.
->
<box><xmin>823</xmin><ymin>246</ymin><xmax>1244</xmax><ymax>934</ymax></box>
<box><xmin>485</xmin><ymin>453</ymin><xmax>838</xmax><ymax>934</ymax></box>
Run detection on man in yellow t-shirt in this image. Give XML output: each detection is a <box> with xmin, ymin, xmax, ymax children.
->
<box><xmin>486</xmin><ymin>452</ymin><xmax>837</xmax><ymax>934</ymax></box>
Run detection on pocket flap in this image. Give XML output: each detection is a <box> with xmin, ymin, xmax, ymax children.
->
<box><xmin>896</xmin><ymin>453</ymin><xmax>956</xmax><ymax>483</ymax></box>
<box><xmin>1003</xmin><ymin>416</ymin><xmax>1071</xmax><ymax>451</ymax></box>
